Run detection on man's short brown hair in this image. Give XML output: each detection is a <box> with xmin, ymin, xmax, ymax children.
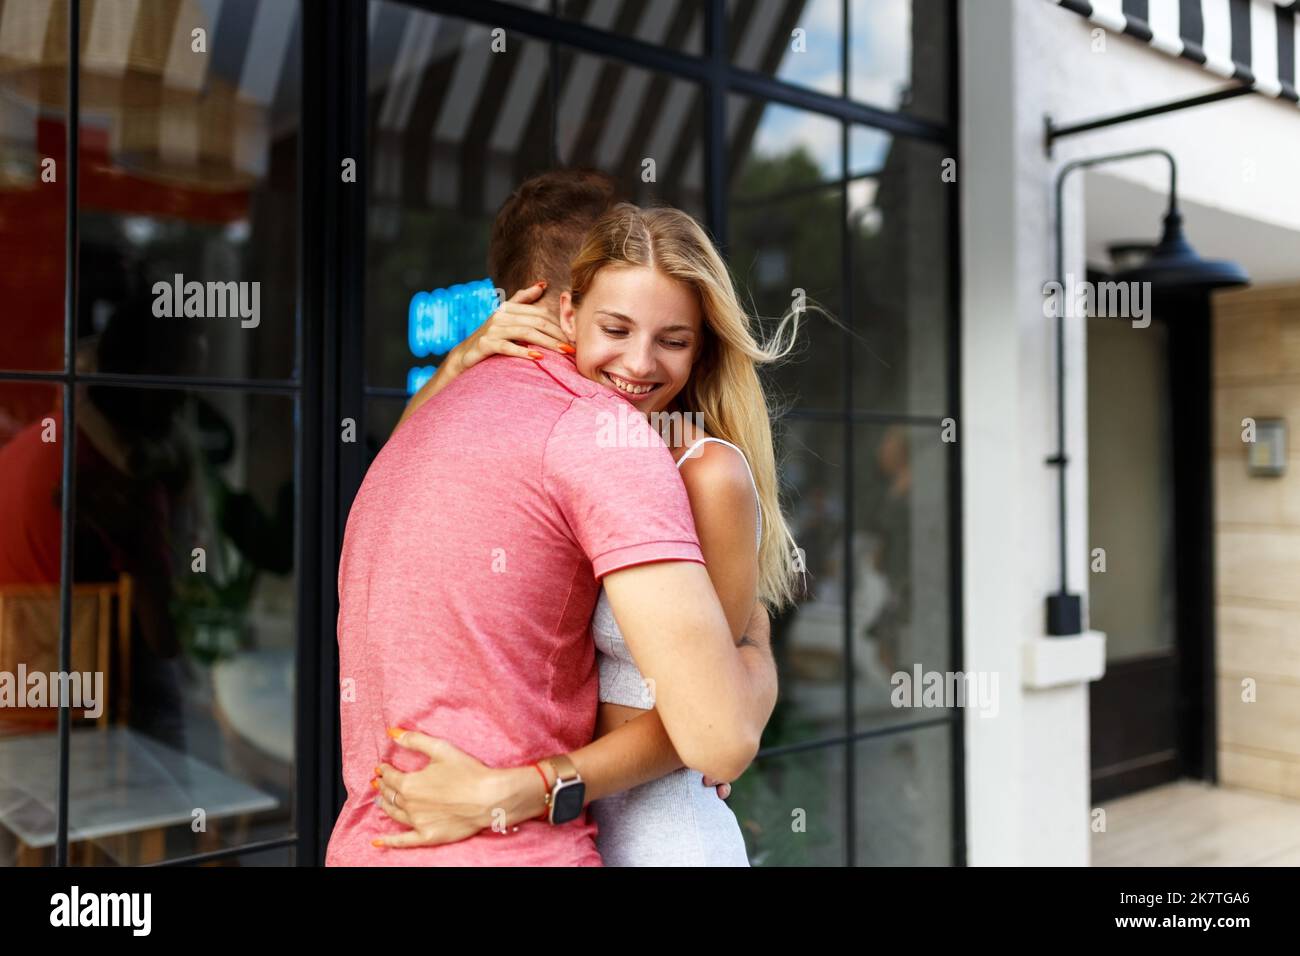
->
<box><xmin>488</xmin><ymin>168</ymin><xmax>620</xmax><ymax>300</ymax></box>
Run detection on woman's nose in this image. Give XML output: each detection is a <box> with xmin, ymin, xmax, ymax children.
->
<box><xmin>622</xmin><ymin>340</ymin><xmax>657</xmax><ymax>378</ymax></box>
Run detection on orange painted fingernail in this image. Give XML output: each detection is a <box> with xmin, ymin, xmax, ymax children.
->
<box><xmin>558</xmin><ymin>344</ymin><xmax>576</xmax><ymax>354</ymax></box>
<box><xmin>374</xmin><ymin>765</ymin><xmax>382</xmax><ymax>776</ymax></box>
<box><xmin>371</xmin><ymin>839</ymin><xmax>385</xmax><ymax>848</ymax></box>
<box><xmin>371</xmin><ymin>778</ymin><xmax>380</xmax><ymax>790</ymax></box>
<box><xmin>528</xmin><ymin>350</ymin><xmax>543</xmax><ymax>360</ymax></box>
<box><xmin>387</xmin><ymin>727</ymin><xmax>406</xmax><ymax>740</ymax></box>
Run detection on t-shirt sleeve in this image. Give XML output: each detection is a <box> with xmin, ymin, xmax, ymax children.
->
<box><xmin>543</xmin><ymin>398</ymin><xmax>704</xmax><ymax>578</ymax></box>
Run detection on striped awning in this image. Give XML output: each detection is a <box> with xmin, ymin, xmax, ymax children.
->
<box><xmin>2</xmin><ymin>0</ymin><xmax>807</xmax><ymax>215</ymax></box>
<box><xmin>0</xmin><ymin>0</ymin><xmax>301</xmax><ymax>189</ymax></box>
<box><xmin>367</xmin><ymin>0</ymin><xmax>806</xmax><ymax>219</ymax></box>
<box><xmin>1054</xmin><ymin>0</ymin><xmax>1300</xmax><ymax>103</ymax></box>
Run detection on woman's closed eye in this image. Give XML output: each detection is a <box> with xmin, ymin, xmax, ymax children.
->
<box><xmin>601</xmin><ymin>326</ymin><xmax>689</xmax><ymax>350</ymax></box>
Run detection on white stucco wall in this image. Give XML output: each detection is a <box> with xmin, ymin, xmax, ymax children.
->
<box><xmin>1036</xmin><ymin>3</ymin><xmax>1300</xmax><ymax>234</ymax></box>
<box><xmin>959</xmin><ymin>0</ymin><xmax>1300</xmax><ymax>866</ymax></box>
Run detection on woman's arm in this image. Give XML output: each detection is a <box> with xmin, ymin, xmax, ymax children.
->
<box><xmin>373</xmin><ymin>443</ymin><xmax>775</xmax><ymax>847</ymax></box>
<box><xmin>570</xmin><ymin>601</ymin><xmax>771</xmax><ymax>803</ymax></box>
<box><xmin>676</xmin><ymin>439</ymin><xmax>761</xmax><ymax>635</ymax></box>
<box><xmin>394</xmin><ymin>281</ymin><xmax>568</xmax><ymax>430</ymax></box>
<box><xmin>565</xmin><ymin>441</ymin><xmax>773</xmax><ymax>779</ymax></box>
<box><xmin>478</xmin><ymin>708</ymin><xmax>717</xmax><ymax>829</ymax></box>
<box><xmin>375</xmin><ymin>603</ymin><xmax>772</xmax><ymax>846</ymax></box>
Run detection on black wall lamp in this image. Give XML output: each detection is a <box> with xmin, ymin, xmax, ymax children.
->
<box><xmin>1045</xmin><ymin>148</ymin><xmax>1249</xmax><ymax>636</ymax></box>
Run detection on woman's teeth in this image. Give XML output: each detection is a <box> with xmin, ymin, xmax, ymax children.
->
<box><xmin>605</xmin><ymin>372</ymin><xmax>660</xmax><ymax>396</ymax></box>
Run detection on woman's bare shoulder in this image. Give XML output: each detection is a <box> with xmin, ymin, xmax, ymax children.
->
<box><xmin>677</xmin><ymin>437</ymin><xmax>756</xmax><ymax>510</ymax></box>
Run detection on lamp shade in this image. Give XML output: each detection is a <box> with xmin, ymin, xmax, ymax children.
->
<box><xmin>1113</xmin><ymin>209</ymin><xmax>1249</xmax><ymax>292</ymax></box>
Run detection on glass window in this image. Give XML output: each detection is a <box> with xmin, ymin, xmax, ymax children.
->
<box><xmin>730</xmin><ymin>96</ymin><xmax>843</xmax><ymax>197</ymax></box>
<box><xmin>365</xmin><ymin>398</ymin><xmax>406</xmax><ymax>466</ymax></box>
<box><xmin>75</xmin><ymin>0</ymin><xmax>302</xmax><ymax>381</ymax></box>
<box><xmin>769</xmin><ymin>419</ymin><xmax>847</xmax><ymax>745</ymax></box>
<box><xmin>852</xmin><ymin>422</ymin><xmax>952</xmax><ymax>732</ymax></box>
<box><xmin>558</xmin><ymin>0</ymin><xmax>705</xmax><ymax>55</ymax></box>
<box><xmin>225</xmin><ymin>844</ymin><xmax>294</xmax><ymax>866</ymax></box>
<box><xmin>0</xmin><ymin>3</ymin><xmax>68</xmax><ymax>372</ymax></box>
<box><xmin>730</xmin><ymin>743</ymin><xmax>846</xmax><ymax>866</ymax></box>
<box><xmin>367</xmin><ymin>3</ymin><xmax>553</xmax><ymax>391</ymax></box>
<box><xmin>728</xmin><ymin>0</ymin><xmax>843</xmax><ymax>97</ymax></box>
<box><xmin>729</xmin><ymin>98</ymin><xmax>844</xmax><ymax>412</ymax></box>
<box><xmin>555</xmin><ymin>49</ymin><xmax>705</xmax><ymax>220</ymax></box>
<box><xmin>848</xmin><ymin>128</ymin><xmax>951</xmax><ymax>416</ymax></box>
<box><xmin>854</xmin><ymin>724</ymin><xmax>954</xmax><ymax>864</ymax></box>
<box><xmin>733</xmin><ymin>183</ymin><xmax>844</xmax><ymax>412</ymax></box>
<box><xmin>2</xmin><ymin>1</ymin><xmax>302</xmax><ymax>867</ymax></box>
<box><xmin>849</xmin><ymin>0</ymin><xmax>950</xmax><ymax>122</ymax></box>
<box><xmin>0</xmin><ymin>383</ymin><xmax>63</xmax><ymax>866</ymax></box>
<box><xmin>63</xmin><ymin>386</ymin><xmax>297</xmax><ymax>864</ymax></box>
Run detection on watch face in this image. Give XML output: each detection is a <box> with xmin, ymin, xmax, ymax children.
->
<box><xmin>551</xmin><ymin>780</ymin><xmax>585</xmax><ymax>824</ymax></box>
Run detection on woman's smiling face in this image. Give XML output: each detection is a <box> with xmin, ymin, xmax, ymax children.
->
<box><xmin>559</xmin><ymin>264</ymin><xmax>703</xmax><ymax>417</ymax></box>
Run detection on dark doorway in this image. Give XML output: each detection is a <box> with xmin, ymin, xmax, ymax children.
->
<box><xmin>1086</xmin><ymin>289</ymin><xmax>1216</xmax><ymax>803</ymax></box>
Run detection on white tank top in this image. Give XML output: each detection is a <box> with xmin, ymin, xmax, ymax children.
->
<box><xmin>591</xmin><ymin>437</ymin><xmax>761</xmax><ymax>707</ymax></box>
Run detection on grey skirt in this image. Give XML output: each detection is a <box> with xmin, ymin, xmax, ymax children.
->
<box><xmin>589</xmin><ymin>766</ymin><xmax>750</xmax><ymax>867</ymax></box>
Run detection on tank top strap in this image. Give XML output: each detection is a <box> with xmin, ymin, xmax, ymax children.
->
<box><xmin>674</xmin><ymin>437</ymin><xmax>763</xmax><ymax>549</ymax></box>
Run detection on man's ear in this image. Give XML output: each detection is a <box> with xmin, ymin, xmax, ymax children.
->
<box><xmin>559</xmin><ymin>290</ymin><xmax>577</xmax><ymax>341</ymax></box>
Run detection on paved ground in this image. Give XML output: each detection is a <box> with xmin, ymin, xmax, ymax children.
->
<box><xmin>1092</xmin><ymin>778</ymin><xmax>1300</xmax><ymax>866</ymax></box>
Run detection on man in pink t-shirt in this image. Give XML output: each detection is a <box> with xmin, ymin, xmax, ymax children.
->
<box><xmin>327</xmin><ymin>348</ymin><xmax>726</xmax><ymax>866</ymax></box>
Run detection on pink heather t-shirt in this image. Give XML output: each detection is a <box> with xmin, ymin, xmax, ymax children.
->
<box><xmin>325</xmin><ymin>350</ymin><xmax>704</xmax><ymax>866</ymax></box>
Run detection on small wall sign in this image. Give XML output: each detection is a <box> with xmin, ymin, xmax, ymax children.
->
<box><xmin>1247</xmin><ymin>418</ymin><xmax>1287</xmax><ymax>477</ymax></box>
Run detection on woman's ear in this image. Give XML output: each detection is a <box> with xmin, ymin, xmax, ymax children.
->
<box><xmin>559</xmin><ymin>290</ymin><xmax>577</xmax><ymax>341</ymax></box>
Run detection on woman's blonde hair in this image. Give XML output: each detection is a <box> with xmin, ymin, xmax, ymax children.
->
<box><xmin>569</xmin><ymin>202</ymin><xmax>803</xmax><ymax>611</ymax></box>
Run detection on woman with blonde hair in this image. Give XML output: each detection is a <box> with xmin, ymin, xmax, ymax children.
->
<box><xmin>375</xmin><ymin>202</ymin><xmax>802</xmax><ymax>865</ymax></box>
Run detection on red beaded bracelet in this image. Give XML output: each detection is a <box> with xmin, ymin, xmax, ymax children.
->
<box><xmin>532</xmin><ymin>761</ymin><xmax>552</xmax><ymax>819</ymax></box>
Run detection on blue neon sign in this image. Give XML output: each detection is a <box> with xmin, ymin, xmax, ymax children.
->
<box><xmin>407</xmin><ymin>365</ymin><xmax>438</xmax><ymax>396</ymax></box>
<box><xmin>407</xmin><ymin>277</ymin><xmax>498</xmax><ymax>394</ymax></box>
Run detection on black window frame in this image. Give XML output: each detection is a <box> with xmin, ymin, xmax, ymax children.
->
<box><xmin>336</xmin><ymin>0</ymin><xmax>965</xmax><ymax>868</ymax></box>
<box><xmin>2</xmin><ymin>0</ymin><xmax>962</xmax><ymax>868</ymax></box>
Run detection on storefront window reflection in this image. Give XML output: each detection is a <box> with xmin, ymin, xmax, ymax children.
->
<box><xmin>2</xmin><ymin>0</ymin><xmax>955</xmax><ymax>867</ymax></box>
<box><xmin>0</xmin><ymin>0</ymin><xmax>300</xmax><ymax>866</ymax></box>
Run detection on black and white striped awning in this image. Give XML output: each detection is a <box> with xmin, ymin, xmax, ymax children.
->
<box><xmin>368</xmin><ymin>0</ymin><xmax>807</xmax><ymax>218</ymax></box>
<box><xmin>1054</xmin><ymin>0</ymin><xmax>1300</xmax><ymax>103</ymax></box>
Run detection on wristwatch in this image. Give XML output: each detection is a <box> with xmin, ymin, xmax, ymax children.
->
<box><xmin>539</xmin><ymin>754</ymin><xmax>585</xmax><ymax>825</ymax></box>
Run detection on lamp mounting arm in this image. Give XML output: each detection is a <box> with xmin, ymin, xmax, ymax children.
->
<box><xmin>1044</xmin><ymin>148</ymin><xmax>1179</xmax><ymax>635</ymax></box>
